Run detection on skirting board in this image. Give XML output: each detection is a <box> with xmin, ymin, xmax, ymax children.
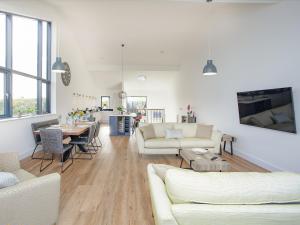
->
<box><xmin>234</xmin><ymin>149</ymin><xmax>286</xmax><ymax>172</ymax></box>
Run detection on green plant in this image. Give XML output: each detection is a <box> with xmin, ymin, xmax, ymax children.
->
<box><xmin>117</xmin><ymin>106</ymin><xmax>125</xmax><ymax>113</ymax></box>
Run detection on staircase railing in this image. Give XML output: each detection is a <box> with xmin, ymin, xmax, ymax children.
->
<box><xmin>136</xmin><ymin>109</ymin><xmax>165</xmax><ymax>123</ymax></box>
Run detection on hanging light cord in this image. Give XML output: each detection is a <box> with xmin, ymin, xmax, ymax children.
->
<box><xmin>207</xmin><ymin>0</ymin><xmax>213</xmax><ymax>59</ymax></box>
<box><xmin>121</xmin><ymin>43</ymin><xmax>125</xmax><ymax>91</ymax></box>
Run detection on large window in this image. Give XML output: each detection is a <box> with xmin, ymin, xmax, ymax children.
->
<box><xmin>126</xmin><ymin>96</ymin><xmax>147</xmax><ymax>113</ymax></box>
<box><xmin>0</xmin><ymin>12</ymin><xmax>51</xmax><ymax>118</ymax></box>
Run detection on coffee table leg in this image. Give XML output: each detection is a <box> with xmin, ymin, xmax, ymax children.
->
<box><xmin>180</xmin><ymin>158</ymin><xmax>184</xmax><ymax>168</ymax></box>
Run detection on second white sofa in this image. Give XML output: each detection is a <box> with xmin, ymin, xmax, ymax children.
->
<box><xmin>136</xmin><ymin>123</ymin><xmax>222</xmax><ymax>155</ymax></box>
<box><xmin>148</xmin><ymin>164</ymin><xmax>300</xmax><ymax>225</ymax></box>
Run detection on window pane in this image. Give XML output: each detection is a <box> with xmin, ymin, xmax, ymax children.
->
<box><xmin>0</xmin><ymin>13</ymin><xmax>5</xmax><ymax>67</ymax></box>
<box><xmin>126</xmin><ymin>96</ymin><xmax>147</xmax><ymax>113</ymax></box>
<box><xmin>101</xmin><ymin>96</ymin><xmax>110</xmax><ymax>109</ymax></box>
<box><xmin>13</xmin><ymin>74</ymin><xmax>37</xmax><ymax>116</ymax></box>
<box><xmin>0</xmin><ymin>72</ymin><xmax>4</xmax><ymax>115</ymax></box>
<box><xmin>42</xmin><ymin>82</ymin><xmax>47</xmax><ymax>113</ymax></box>
<box><xmin>42</xmin><ymin>21</ymin><xmax>48</xmax><ymax>79</ymax></box>
<box><xmin>12</xmin><ymin>16</ymin><xmax>38</xmax><ymax>76</ymax></box>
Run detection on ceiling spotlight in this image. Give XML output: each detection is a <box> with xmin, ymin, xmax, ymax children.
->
<box><xmin>137</xmin><ymin>75</ymin><xmax>147</xmax><ymax>81</ymax></box>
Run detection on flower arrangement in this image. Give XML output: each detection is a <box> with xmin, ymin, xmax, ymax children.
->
<box><xmin>68</xmin><ymin>110</ymin><xmax>85</xmax><ymax>119</ymax></box>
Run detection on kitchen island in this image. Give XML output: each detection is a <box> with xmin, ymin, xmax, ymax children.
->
<box><xmin>109</xmin><ymin>115</ymin><xmax>133</xmax><ymax>136</ymax></box>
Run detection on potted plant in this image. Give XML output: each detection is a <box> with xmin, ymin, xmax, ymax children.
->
<box><xmin>117</xmin><ymin>106</ymin><xmax>125</xmax><ymax>115</ymax></box>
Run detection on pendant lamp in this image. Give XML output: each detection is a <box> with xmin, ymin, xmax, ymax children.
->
<box><xmin>118</xmin><ymin>44</ymin><xmax>127</xmax><ymax>99</ymax></box>
<box><xmin>203</xmin><ymin>0</ymin><xmax>218</xmax><ymax>76</ymax></box>
<box><xmin>52</xmin><ymin>24</ymin><xmax>66</xmax><ymax>73</ymax></box>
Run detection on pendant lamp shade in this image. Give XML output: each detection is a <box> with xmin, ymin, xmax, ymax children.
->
<box><xmin>203</xmin><ymin>60</ymin><xmax>217</xmax><ymax>76</ymax></box>
<box><xmin>52</xmin><ymin>57</ymin><xmax>65</xmax><ymax>73</ymax></box>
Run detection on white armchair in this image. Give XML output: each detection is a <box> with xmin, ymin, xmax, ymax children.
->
<box><xmin>0</xmin><ymin>153</ymin><xmax>61</xmax><ymax>225</ymax></box>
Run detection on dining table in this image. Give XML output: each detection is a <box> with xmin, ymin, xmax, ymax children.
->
<box><xmin>34</xmin><ymin>122</ymin><xmax>94</xmax><ymax>161</ymax></box>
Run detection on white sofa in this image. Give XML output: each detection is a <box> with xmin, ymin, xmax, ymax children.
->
<box><xmin>148</xmin><ymin>164</ymin><xmax>300</xmax><ymax>225</ymax></box>
<box><xmin>136</xmin><ymin>123</ymin><xmax>222</xmax><ymax>155</ymax></box>
<box><xmin>0</xmin><ymin>153</ymin><xmax>61</xmax><ymax>225</ymax></box>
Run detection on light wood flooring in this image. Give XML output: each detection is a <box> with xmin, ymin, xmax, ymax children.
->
<box><xmin>21</xmin><ymin>125</ymin><xmax>267</xmax><ymax>225</ymax></box>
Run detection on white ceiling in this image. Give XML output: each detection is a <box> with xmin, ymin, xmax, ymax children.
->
<box><xmin>43</xmin><ymin>0</ymin><xmax>283</xmax><ymax>70</ymax></box>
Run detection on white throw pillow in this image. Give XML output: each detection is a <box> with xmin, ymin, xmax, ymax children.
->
<box><xmin>165</xmin><ymin>129</ymin><xmax>184</xmax><ymax>139</ymax></box>
<box><xmin>0</xmin><ymin>172</ymin><xmax>19</xmax><ymax>189</ymax></box>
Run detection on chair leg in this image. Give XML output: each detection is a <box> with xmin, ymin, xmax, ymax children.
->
<box><xmin>72</xmin><ymin>145</ymin><xmax>93</xmax><ymax>160</ymax></box>
<box><xmin>40</xmin><ymin>152</ymin><xmax>54</xmax><ymax>172</ymax></box>
<box><xmin>97</xmin><ymin>137</ymin><xmax>102</xmax><ymax>148</ymax></box>
<box><xmin>61</xmin><ymin>148</ymin><xmax>74</xmax><ymax>173</ymax></box>
<box><xmin>32</xmin><ymin>144</ymin><xmax>43</xmax><ymax>159</ymax></box>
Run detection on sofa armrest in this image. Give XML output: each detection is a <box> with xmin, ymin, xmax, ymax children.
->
<box><xmin>0</xmin><ymin>173</ymin><xmax>61</xmax><ymax>225</ymax></box>
<box><xmin>136</xmin><ymin>128</ymin><xmax>145</xmax><ymax>154</ymax></box>
<box><xmin>211</xmin><ymin>130</ymin><xmax>223</xmax><ymax>154</ymax></box>
<box><xmin>0</xmin><ymin>152</ymin><xmax>20</xmax><ymax>172</ymax></box>
<box><xmin>148</xmin><ymin>164</ymin><xmax>179</xmax><ymax>225</ymax></box>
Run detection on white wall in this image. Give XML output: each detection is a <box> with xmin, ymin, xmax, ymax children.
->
<box><xmin>124</xmin><ymin>71</ymin><xmax>180</xmax><ymax>122</ymax></box>
<box><xmin>179</xmin><ymin>2</ymin><xmax>300</xmax><ymax>172</ymax></box>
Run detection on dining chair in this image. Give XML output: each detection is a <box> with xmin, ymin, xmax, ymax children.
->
<box><xmin>93</xmin><ymin>121</ymin><xmax>102</xmax><ymax>149</ymax></box>
<box><xmin>31</xmin><ymin>119</ymin><xmax>59</xmax><ymax>159</ymax></box>
<box><xmin>70</xmin><ymin>124</ymin><xmax>96</xmax><ymax>159</ymax></box>
<box><xmin>39</xmin><ymin>129</ymin><xmax>74</xmax><ymax>173</ymax></box>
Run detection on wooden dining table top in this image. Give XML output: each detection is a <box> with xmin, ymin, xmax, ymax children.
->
<box><xmin>34</xmin><ymin>124</ymin><xmax>91</xmax><ymax>136</ymax></box>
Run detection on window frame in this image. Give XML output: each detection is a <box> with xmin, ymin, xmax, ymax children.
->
<box><xmin>101</xmin><ymin>96</ymin><xmax>110</xmax><ymax>109</ymax></box>
<box><xmin>0</xmin><ymin>11</ymin><xmax>52</xmax><ymax>119</ymax></box>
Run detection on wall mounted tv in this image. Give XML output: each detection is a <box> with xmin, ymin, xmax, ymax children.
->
<box><xmin>237</xmin><ymin>87</ymin><xmax>296</xmax><ymax>134</ymax></box>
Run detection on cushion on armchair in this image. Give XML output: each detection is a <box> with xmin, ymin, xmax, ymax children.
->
<box><xmin>165</xmin><ymin>169</ymin><xmax>300</xmax><ymax>205</ymax></box>
<box><xmin>0</xmin><ymin>172</ymin><xmax>19</xmax><ymax>189</ymax></box>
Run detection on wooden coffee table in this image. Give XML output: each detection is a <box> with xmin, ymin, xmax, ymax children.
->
<box><xmin>179</xmin><ymin>149</ymin><xmax>230</xmax><ymax>172</ymax></box>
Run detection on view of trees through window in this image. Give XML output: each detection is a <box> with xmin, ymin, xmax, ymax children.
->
<box><xmin>126</xmin><ymin>96</ymin><xmax>147</xmax><ymax>113</ymax></box>
<box><xmin>0</xmin><ymin>12</ymin><xmax>51</xmax><ymax>118</ymax></box>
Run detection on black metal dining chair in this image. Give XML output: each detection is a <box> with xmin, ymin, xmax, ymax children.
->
<box><xmin>93</xmin><ymin>121</ymin><xmax>102</xmax><ymax>150</ymax></box>
<box><xmin>70</xmin><ymin>124</ymin><xmax>96</xmax><ymax>159</ymax></box>
<box><xmin>31</xmin><ymin>119</ymin><xmax>59</xmax><ymax>159</ymax></box>
<box><xmin>39</xmin><ymin>129</ymin><xmax>74</xmax><ymax>173</ymax></box>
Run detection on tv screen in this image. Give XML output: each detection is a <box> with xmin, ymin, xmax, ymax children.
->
<box><xmin>237</xmin><ymin>87</ymin><xmax>296</xmax><ymax>134</ymax></box>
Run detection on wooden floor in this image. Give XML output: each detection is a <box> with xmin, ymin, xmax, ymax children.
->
<box><xmin>21</xmin><ymin>125</ymin><xmax>267</xmax><ymax>225</ymax></box>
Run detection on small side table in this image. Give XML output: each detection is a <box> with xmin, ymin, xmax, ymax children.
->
<box><xmin>222</xmin><ymin>134</ymin><xmax>235</xmax><ymax>155</ymax></box>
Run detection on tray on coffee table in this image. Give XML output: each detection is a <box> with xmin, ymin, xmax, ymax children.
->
<box><xmin>179</xmin><ymin>149</ymin><xmax>230</xmax><ymax>172</ymax></box>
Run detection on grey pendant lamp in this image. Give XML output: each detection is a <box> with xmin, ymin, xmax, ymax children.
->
<box><xmin>203</xmin><ymin>0</ymin><xmax>218</xmax><ymax>76</ymax></box>
<box><xmin>52</xmin><ymin>24</ymin><xmax>66</xmax><ymax>73</ymax></box>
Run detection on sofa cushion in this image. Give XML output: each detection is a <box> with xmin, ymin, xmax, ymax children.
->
<box><xmin>152</xmin><ymin>123</ymin><xmax>174</xmax><ymax>138</ymax></box>
<box><xmin>145</xmin><ymin>138</ymin><xmax>180</xmax><ymax>148</ymax></box>
<box><xmin>139</xmin><ymin>125</ymin><xmax>156</xmax><ymax>140</ymax></box>
<box><xmin>165</xmin><ymin>169</ymin><xmax>300</xmax><ymax>205</ymax></box>
<box><xmin>165</xmin><ymin>129</ymin><xmax>184</xmax><ymax>139</ymax></box>
<box><xmin>196</xmin><ymin>124</ymin><xmax>213</xmax><ymax>138</ymax></box>
<box><xmin>173</xmin><ymin>124</ymin><xmax>197</xmax><ymax>138</ymax></box>
<box><xmin>171</xmin><ymin>204</ymin><xmax>300</xmax><ymax>225</ymax></box>
<box><xmin>13</xmin><ymin>169</ymin><xmax>36</xmax><ymax>182</ymax></box>
<box><xmin>179</xmin><ymin>138</ymin><xmax>215</xmax><ymax>148</ymax></box>
<box><xmin>0</xmin><ymin>172</ymin><xmax>19</xmax><ymax>189</ymax></box>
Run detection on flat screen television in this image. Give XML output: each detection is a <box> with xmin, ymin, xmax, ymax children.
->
<box><xmin>237</xmin><ymin>87</ymin><xmax>296</xmax><ymax>134</ymax></box>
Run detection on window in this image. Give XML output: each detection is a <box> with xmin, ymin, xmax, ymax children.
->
<box><xmin>0</xmin><ymin>13</ymin><xmax>5</xmax><ymax>67</ymax></box>
<box><xmin>101</xmin><ymin>96</ymin><xmax>110</xmax><ymax>109</ymax></box>
<box><xmin>0</xmin><ymin>12</ymin><xmax>51</xmax><ymax>118</ymax></box>
<box><xmin>0</xmin><ymin>72</ymin><xmax>4</xmax><ymax>115</ymax></box>
<box><xmin>126</xmin><ymin>96</ymin><xmax>147</xmax><ymax>113</ymax></box>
